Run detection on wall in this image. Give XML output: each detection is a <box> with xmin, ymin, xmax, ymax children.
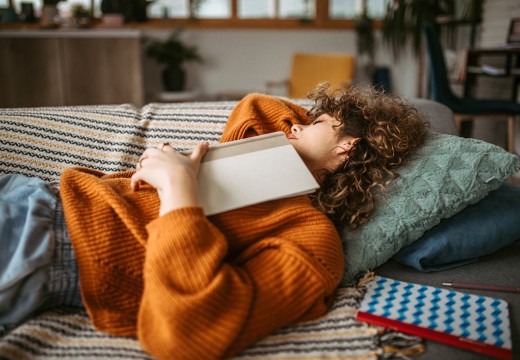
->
<box><xmin>142</xmin><ymin>28</ymin><xmax>419</xmax><ymax>102</ymax></box>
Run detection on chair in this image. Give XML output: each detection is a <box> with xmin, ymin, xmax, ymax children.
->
<box><xmin>423</xmin><ymin>22</ymin><xmax>520</xmax><ymax>153</ymax></box>
<box><xmin>266</xmin><ymin>53</ymin><xmax>355</xmax><ymax>99</ymax></box>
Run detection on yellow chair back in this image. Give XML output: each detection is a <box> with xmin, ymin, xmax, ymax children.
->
<box><xmin>289</xmin><ymin>53</ymin><xmax>355</xmax><ymax>98</ymax></box>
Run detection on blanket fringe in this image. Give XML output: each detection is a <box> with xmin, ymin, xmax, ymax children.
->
<box><xmin>354</xmin><ymin>272</ymin><xmax>425</xmax><ymax>360</ymax></box>
<box><xmin>356</xmin><ymin>271</ymin><xmax>376</xmax><ymax>288</ymax></box>
<box><xmin>379</xmin><ymin>330</ymin><xmax>424</xmax><ymax>359</ymax></box>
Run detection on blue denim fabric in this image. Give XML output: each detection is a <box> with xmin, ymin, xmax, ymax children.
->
<box><xmin>0</xmin><ymin>174</ymin><xmax>70</xmax><ymax>334</ymax></box>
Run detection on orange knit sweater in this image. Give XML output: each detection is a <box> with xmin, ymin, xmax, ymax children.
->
<box><xmin>60</xmin><ymin>94</ymin><xmax>344</xmax><ymax>360</ymax></box>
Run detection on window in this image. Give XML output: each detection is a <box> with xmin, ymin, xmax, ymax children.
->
<box><xmin>152</xmin><ymin>0</ymin><xmax>316</xmax><ymax>20</ymax></box>
<box><xmin>7</xmin><ymin>0</ymin><xmax>96</xmax><ymax>18</ymax></box>
<box><xmin>330</xmin><ymin>0</ymin><xmax>391</xmax><ymax>19</ymax></box>
<box><xmin>6</xmin><ymin>0</ymin><xmax>388</xmax><ymax>28</ymax></box>
<box><xmin>238</xmin><ymin>1</ymin><xmax>271</xmax><ymax>19</ymax></box>
<box><xmin>330</xmin><ymin>0</ymin><xmax>359</xmax><ymax>19</ymax></box>
<box><xmin>149</xmin><ymin>0</ymin><xmax>190</xmax><ymax>19</ymax></box>
<box><xmin>150</xmin><ymin>0</ymin><xmax>232</xmax><ymax>19</ymax></box>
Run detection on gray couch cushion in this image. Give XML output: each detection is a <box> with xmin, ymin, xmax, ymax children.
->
<box><xmin>409</xmin><ymin>98</ymin><xmax>458</xmax><ymax>135</ymax></box>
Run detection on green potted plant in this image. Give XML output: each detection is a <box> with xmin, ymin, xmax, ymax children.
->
<box><xmin>354</xmin><ymin>1</ymin><xmax>375</xmax><ymax>82</ymax></box>
<box><xmin>382</xmin><ymin>0</ymin><xmax>456</xmax><ymax>59</ymax></box>
<box><xmin>71</xmin><ymin>4</ymin><xmax>91</xmax><ymax>27</ymax></box>
<box><xmin>381</xmin><ymin>0</ymin><xmax>463</xmax><ymax>96</ymax></box>
<box><xmin>146</xmin><ymin>29</ymin><xmax>203</xmax><ymax>92</ymax></box>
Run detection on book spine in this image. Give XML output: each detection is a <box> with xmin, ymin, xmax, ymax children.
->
<box><xmin>356</xmin><ymin>311</ymin><xmax>512</xmax><ymax>360</ymax></box>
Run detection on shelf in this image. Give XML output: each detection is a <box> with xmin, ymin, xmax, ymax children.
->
<box><xmin>435</xmin><ymin>16</ymin><xmax>481</xmax><ymax>25</ymax></box>
<box><xmin>466</xmin><ymin>65</ymin><xmax>507</xmax><ymax>76</ymax></box>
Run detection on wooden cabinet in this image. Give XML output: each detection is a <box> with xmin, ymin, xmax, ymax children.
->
<box><xmin>0</xmin><ymin>38</ymin><xmax>64</xmax><ymax>107</ymax></box>
<box><xmin>0</xmin><ymin>31</ymin><xmax>144</xmax><ymax>108</ymax></box>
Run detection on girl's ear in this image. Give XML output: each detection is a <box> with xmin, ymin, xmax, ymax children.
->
<box><xmin>337</xmin><ymin>137</ymin><xmax>360</xmax><ymax>156</ymax></box>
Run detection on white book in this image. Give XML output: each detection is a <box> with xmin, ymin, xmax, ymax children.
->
<box><xmin>184</xmin><ymin>132</ymin><xmax>319</xmax><ymax>216</ymax></box>
<box><xmin>481</xmin><ymin>64</ymin><xmax>506</xmax><ymax>76</ymax></box>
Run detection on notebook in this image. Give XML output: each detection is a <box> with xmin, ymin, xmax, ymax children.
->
<box><xmin>357</xmin><ymin>276</ymin><xmax>512</xmax><ymax>360</ymax></box>
<box><xmin>182</xmin><ymin>131</ymin><xmax>319</xmax><ymax>216</ymax></box>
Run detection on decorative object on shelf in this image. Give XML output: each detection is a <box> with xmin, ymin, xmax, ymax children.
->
<box><xmin>507</xmin><ymin>17</ymin><xmax>520</xmax><ymax>45</ymax></box>
<box><xmin>71</xmin><ymin>4</ymin><xmax>91</xmax><ymax>27</ymax></box>
<box><xmin>0</xmin><ymin>6</ymin><xmax>18</xmax><ymax>24</ymax></box>
<box><xmin>100</xmin><ymin>0</ymin><xmax>126</xmax><ymax>25</ymax></box>
<box><xmin>146</xmin><ymin>29</ymin><xmax>203</xmax><ymax>92</ymax></box>
<box><xmin>20</xmin><ymin>2</ymin><xmax>36</xmax><ymax>23</ymax></box>
<box><xmin>41</xmin><ymin>0</ymin><xmax>63</xmax><ymax>27</ymax></box>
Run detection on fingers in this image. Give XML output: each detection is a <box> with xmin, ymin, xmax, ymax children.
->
<box><xmin>137</xmin><ymin>141</ymin><xmax>208</xmax><ymax>168</ymax></box>
<box><xmin>136</xmin><ymin>148</ymin><xmax>159</xmax><ymax>169</ymax></box>
<box><xmin>137</xmin><ymin>156</ymin><xmax>147</xmax><ymax>169</ymax></box>
<box><xmin>131</xmin><ymin>142</ymin><xmax>209</xmax><ymax>192</ymax></box>
<box><xmin>159</xmin><ymin>142</ymin><xmax>174</xmax><ymax>152</ymax></box>
<box><xmin>190</xmin><ymin>141</ymin><xmax>209</xmax><ymax>162</ymax></box>
<box><xmin>130</xmin><ymin>171</ymin><xmax>143</xmax><ymax>191</ymax></box>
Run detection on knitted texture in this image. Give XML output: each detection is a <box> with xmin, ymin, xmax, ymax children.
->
<box><xmin>60</xmin><ymin>94</ymin><xmax>344</xmax><ymax>360</ymax></box>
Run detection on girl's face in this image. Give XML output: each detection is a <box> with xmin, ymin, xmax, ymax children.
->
<box><xmin>288</xmin><ymin>113</ymin><xmax>356</xmax><ymax>179</ymax></box>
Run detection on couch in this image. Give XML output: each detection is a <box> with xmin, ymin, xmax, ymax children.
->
<box><xmin>0</xmin><ymin>97</ymin><xmax>518</xmax><ymax>359</ymax></box>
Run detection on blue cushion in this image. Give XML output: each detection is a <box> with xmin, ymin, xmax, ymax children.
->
<box><xmin>393</xmin><ymin>183</ymin><xmax>520</xmax><ymax>271</ymax></box>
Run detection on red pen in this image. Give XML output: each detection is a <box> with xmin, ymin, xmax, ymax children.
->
<box><xmin>442</xmin><ymin>282</ymin><xmax>520</xmax><ymax>294</ymax></box>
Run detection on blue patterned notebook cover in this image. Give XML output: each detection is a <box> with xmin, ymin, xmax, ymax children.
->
<box><xmin>359</xmin><ymin>276</ymin><xmax>512</xmax><ymax>352</ymax></box>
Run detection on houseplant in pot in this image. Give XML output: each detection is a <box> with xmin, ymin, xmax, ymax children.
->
<box><xmin>41</xmin><ymin>0</ymin><xmax>63</xmax><ymax>27</ymax></box>
<box><xmin>380</xmin><ymin>0</ymin><xmax>475</xmax><ymax>96</ymax></box>
<box><xmin>146</xmin><ymin>29</ymin><xmax>202</xmax><ymax>92</ymax></box>
<box><xmin>354</xmin><ymin>0</ymin><xmax>375</xmax><ymax>83</ymax></box>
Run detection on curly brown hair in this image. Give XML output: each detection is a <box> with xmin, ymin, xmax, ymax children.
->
<box><xmin>307</xmin><ymin>83</ymin><xmax>429</xmax><ymax>229</ymax></box>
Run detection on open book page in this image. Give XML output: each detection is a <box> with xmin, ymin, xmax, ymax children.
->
<box><xmin>185</xmin><ymin>132</ymin><xmax>319</xmax><ymax>216</ymax></box>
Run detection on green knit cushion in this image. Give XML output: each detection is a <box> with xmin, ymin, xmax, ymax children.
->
<box><xmin>340</xmin><ymin>132</ymin><xmax>520</xmax><ymax>285</ymax></box>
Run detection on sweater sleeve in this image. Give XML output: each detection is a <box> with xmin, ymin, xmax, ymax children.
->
<box><xmin>220</xmin><ymin>93</ymin><xmax>311</xmax><ymax>142</ymax></box>
<box><xmin>137</xmin><ymin>205</ymin><xmax>343</xmax><ymax>360</ymax></box>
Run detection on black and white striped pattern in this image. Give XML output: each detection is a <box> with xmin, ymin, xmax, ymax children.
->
<box><xmin>0</xmin><ymin>102</ymin><xmax>235</xmax><ymax>181</ymax></box>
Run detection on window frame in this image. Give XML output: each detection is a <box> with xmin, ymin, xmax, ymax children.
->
<box><xmin>4</xmin><ymin>0</ymin><xmax>383</xmax><ymax>30</ymax></box>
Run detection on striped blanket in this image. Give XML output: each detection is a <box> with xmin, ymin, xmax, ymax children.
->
<box><xmin>0</xmin><ymin>101</ymin><xmax>382</xmax><ymax>359</ymax></box>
